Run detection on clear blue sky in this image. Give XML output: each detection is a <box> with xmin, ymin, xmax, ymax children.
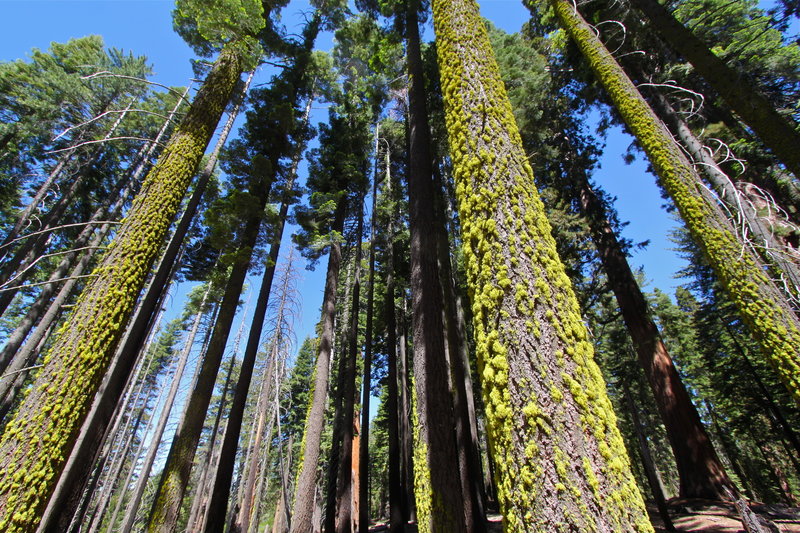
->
<box><xmin>0</xmin><ymin>0</ymin><xmax>688</xmax><ymax>353</ymax></box>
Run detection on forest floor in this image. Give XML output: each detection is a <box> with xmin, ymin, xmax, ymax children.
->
<box><xmin>370</xmin><ymin>500</ymin><xmax>800</xmax><ymax>532</ymax></box>
<box><xmin>649</xmin><ymin>499</ymin><xmax>800</xmax><ymax>533</ymax></box>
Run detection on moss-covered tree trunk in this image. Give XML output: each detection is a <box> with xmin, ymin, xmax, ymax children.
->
<box><xmin>0</xmin><ymin>42</ymin><xmax>243</xmax><ymax>533</ymax></box>
<box><xmin>552</xmin><ymin>0</ymin><xmax>800</xmax><ymax>407</ymax></box>
<box><xmin>431</xmin><ymin>0</ymin><xmax>653</xmax><ymax>530</ymax></box>
<box><xmin>632</xmin><ymin>0</ymin><xmax>800</xmax><ymax>179</ymax></box>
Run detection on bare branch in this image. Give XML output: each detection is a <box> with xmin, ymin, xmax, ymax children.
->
<box><xmin>0</xmin><ymin>221</ymin><xmax>122</xmax><ymax>253</ymax></box>
<box><xmin>53</xmin><ymin>109</ymin><xmax>179</xmax><ymax>142</ymax></box>
<box><xmin>81</xmin><ymin>71</ymin><xmax>196</xmax><ymax>104</ymax></box>
<box><xmin>0</xmin><ymin>273</ymin><xmax>99</xmax><ymax>293</ymax></box>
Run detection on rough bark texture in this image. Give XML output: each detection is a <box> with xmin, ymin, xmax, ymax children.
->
<box><xmin>646</xmin><ymin>89</ymin><xmax>800</xmax><ymax>302</ymax></box>
<box><xmin>406</xmin><ymin>2</ymin><xmax>468</xmax><ymax>531</ymax></box>
<box><xmin>433</xmin><ymin>162</ymin><xmax>488</xmax><ymax>530</ymax></box>
<box><xmin>383</xmin><ymin>166</ymin><xmax>406</xmax><ymax>533</ymax></box>
<box><xmin>633</xmin><ymin>0</ymin><xmax>800</xmax><ymax>179</ymax></box>
<box><xmin>553</xmin><ymin>0</ymin><xmax>800</xmax><ymax>407</ymax></box>
<box><xmin>0</xmin><ymin>43</ymin><xmax>242</xmax><ymax>533</ymax></box>
<box><xmin>432</xmin><ymin>0</ymin><xmax>653</xmax><ymax>530</ymax></box>
<box><xmin>290</xmin><ymin>205</ymin><xmax>346</xmax><ymax>533</ymax></box>
<box><xmin>37</xmin><ymin>81</ymin><xmax>201</xmax><ymax>533</ymax></box>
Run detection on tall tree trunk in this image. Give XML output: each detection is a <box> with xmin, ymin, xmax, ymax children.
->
<box><xmin>633</xmin><ymin>0</ymin><xmax>800</xmax><ymax>180</ymax></box>
<box><xmin>646</xmin><ymin>88</ymin><xmax>800</xmax><ymax>302</ymax></box>
<box><xmin>290</xmin><ymin>204</ymin><xmax>346</xmax><ymax>533</ymax></box>
<box><xmin>236</xmin><ymin>347</ymin><xmax>278</xmax><ymax>533</ymax></box>
<box><xmin>0</xmin><ymin>42</ymin><xmax>243</xmax><ymax>532</ymax></box>
<box><xmin>185</xmin><ymin>348</ymin><xmax>238</xmax><ymax>532</ymax></box>
<box><xmin>104</xmin><ymin>366</ymin><xmax>174</xmax><ymax>533</ymax></box>
<box><xmin>337</xmin><ymin>203</ymin><xmax>362</xmax><ymax>533</ymax></box>
<box><xmin>85</xmin><ymin>388</ymin><xmax>150</xmax><ymax>533</ymax></box>
<box><xmin>572</xmin><ymin>157</ymin><xmax>734</xmax><ymax>499</ymax></box>
<box><xmin>382</xmin><ymin>151</ymin><xmax>405</xmax><ymax>533</ymax></box>
<box><xmin>61</xmin><ymin>313</ymin><xmax>170</xmax><ymax>533</ymax></box>
<box><xmin>397</xmin><ymin>299</ymin><xmax>414</xmax><ymax>523</ymax></box>
<box><xmin>358</xmin><ymin>127</ymin><xmax>380</xmax><ymax>533</ymax></box>
<box><xmin>553</xmin><ymin>0</ymin><xmax>800</xmax><ymax>408</ymax></box>
<box><xmin>432</xmin><ymin>162</ymin><xmax>487</xmax><ymax>529</ymax></box>
<box><xmin>0</xmin><ymin>218</ymin><xmax>113</xmax><ymax>420</ymax></box>
<box><xmin>203</xmin><ymin>91</ymin><xmax>312</xmax><ymax>533</ymax></box>
<box><xmin>36</xmin><ymin>76</ymin><xmax>236</xmax><ymax>532</ymax></box>
<box><xmin>433</xmin><ymin>0</ymin><xmax>653</xmax><ymax>530</ymax></box>
<box><xmin>405</xmin><ymin>2</ymin><xmax>468</xmax><ymax>530</ymax></box>
<box><xmin>623</xmin><ymin>381</ymin><xmax>675</xmax><ymax>531</ymax></box>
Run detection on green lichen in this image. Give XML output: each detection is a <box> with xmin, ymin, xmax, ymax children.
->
<box><xmin>0</xmin><ymin>43</ymin><xmax>244</xmax><ymax>532</ymax></box>
<box><xmin>431</xmin><ymin>0</ymin><xmax>653</xmax><ymax>530</ymax></box>
<box><xmin>552</xmin><ymin>0</ymin><xmax>800</xmax><ymax>408</ymax></box>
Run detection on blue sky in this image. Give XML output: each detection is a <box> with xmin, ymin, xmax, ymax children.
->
<box><xmin>0</xmin><ymin>0</ymin><xmax>688</xmax><ymax>352</ymax></box>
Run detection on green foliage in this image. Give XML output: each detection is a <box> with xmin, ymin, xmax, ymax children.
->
<box><xmin>172</xmin><ymin>0</ymin><xmax>266</xmax><ymax>64</ymax></box>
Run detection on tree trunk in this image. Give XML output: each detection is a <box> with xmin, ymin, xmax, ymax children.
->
<box><xmin>0</xmin><ymin>40</ymin><xmax>243</xmax><ymax>531</ymax></box>
<box><xmin>324</xmin><ymin>202</ymin><xmax>363</xmax><ymax>533</ymax></box>
<box><xmin>120</xmin><ymin>284</ymin><xmax>212</xmax><ymax>533</ymax></box>
<box><xmin>646</xmin><ymin>88</ymin><xmax>800</xmax><ymax>302</ymax></box>
<box><xmin>623</xmin><ymin>381</ymin><xmax>675</xmax><ymax>531</ymax></box>
<box><xmin>290</xmin><ymin>204</ymin><xmax>346</xmax><ymax>533</ymax></box>
<box><xmin>633</xmin><ymin>0</ymin><xmax>800</xmax><ymax>180</ymax></box>
<box><xmin>185</xmin><ymin>348</ymin><xmax>238</xmax><ymax>531</ymax></box>
<box><xmin>85</xmin><ymin>388</ymin><xmax>150</xmax><ymax>533</ymax></box>
<box><xmin>358</xmin><ymin>127</ymin><xmax>380</xmax><ymax>533</ymax></box>
<box><xmin>36</xmin><ymin>76</ymin><xmax>232</xmax><ymax>532</ymax></box>
<box><xmin>553</xmin><ymin>0</ymin><xmax>800</xmax><ymax>408</ymax></box>
<box><xmin>433</xmin><ymin>0</ymin><xmax>653</xmax><ymax>530</ymax></box>
<box><xmin>405</xmin><ymin>2</ymin><xmax>468</xmax><ymax>530</ymax></box>
<box><xmin>432</xmin><ymin>161</ymin><xmax>488</xmax><ymax>530</ymax></box>
<box><xmin>397</xmin><ymin>299</ymin><xmax>414</xmax><ymax>523</ymax></box>
<box><xmin>382</xmin><ymin>152</ymin><xmax>405</xmax><ymax>533</ymax></box>
<box><xmin>203</xmin><ymin>89</ymin><xmax>312</xmax><ymax>533</ymax></box>
<box><xmin>572</xmin><ymin>158</ymin><xmax>735</xmax><ymax>499</ymax></box>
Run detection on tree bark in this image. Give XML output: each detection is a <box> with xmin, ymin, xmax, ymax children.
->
<box><xmin>0</xmin><ymin>43</ymin><xmax>243</xmax><ymax>533</ymax></box>
<box><xmin>433</xmin><ymin>0</ymin><xmax>654</xmax><ymax>529</ymax></box>
<box><xmin>573</xmin><ymin>161</ymin><xmax>735</xmax><ymax>499</ymax></box>
<box><xmin>290</xmin><ymin>204</ymin><xmax>346</xmax><ymax>533</ymax></box>
<box><xmin>553</xmin><ymin>0</ymin><xmax>800</xmax><ymax>408</ymax></box>
<box><xmin>382</xmin><ymin>155</ymin><xmax>405</xmax><ymax>532</ymax></box>
<box><xmin>405</xmin><ymin>2</ymin><xmax>469</xmax><ymax>531</ymax></box>
<box><xmin>203</xmin><ymin>89</ymin><xmax>313</xmax><ymax>533</ymax></box>
<box><xmin>36</xmin><ymin>76</ymin><xmax>233</xmax><ymax>532</ymax></box>
<box><xmin>120</xmin><ymin>284</ymin><xmax>212</xmax><ymax>533</ymax></box>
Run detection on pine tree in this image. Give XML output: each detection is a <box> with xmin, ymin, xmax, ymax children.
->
<box><xmin>430</xmin><ymin>0</ymin><xmax>653</xmax><ymax>530</ymax></box>
<box><xmin>551</xmin><ymin>0</ymin><xmax>800</xmax><ymax>408</ymax></box>
<box><xmin>0</xmin><ymin>33</ymin><xmax>247</xmax><ymax>533</ymax></box>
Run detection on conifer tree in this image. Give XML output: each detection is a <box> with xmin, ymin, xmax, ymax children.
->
<box><xmin>430</xmin><ymin>0</ymin><xmax>653</xmax><ymax>530</ymax></box>
<box><xmin>632</xmin><ymin>0</ymin><xmax>800</xmax><ymax>180</ymax></box>
<box><xmin>551</xmin><ymin>0</ymin><xmax>800</xmax><ymax>408</ymax></box>
<box><xmin>0</xmin><ymin>9</ymin><xmax>253</xmax><ymax>528</ymax></box>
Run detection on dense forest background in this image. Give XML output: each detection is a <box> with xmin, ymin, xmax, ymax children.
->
<box><xmin>0</xmin><ymin>0</ymin><xmax>799</xmax><ymax>532</ymax></box>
